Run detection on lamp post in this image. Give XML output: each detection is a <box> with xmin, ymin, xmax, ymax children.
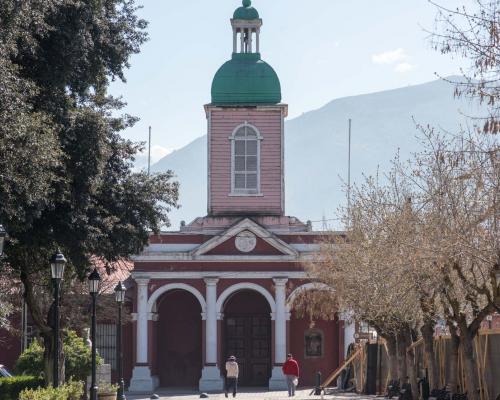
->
<box><xmin>114</xmin><ymin>281</ymin><xmax>126</xmax><ymax>400</ymax></box>
<box><xmin>88</xmin><ymin>268</ymin><xmax>101</xmax><ymax>400</ymax></box>
<box><xmin>0</xmin><ymin>224</ymin><xmax>7</xmax><ymax>257</ymax></box>
<box><xmin>50</xmin><ymin>249</ymin><xmax>67</xmax><ymax>388</ymax></box>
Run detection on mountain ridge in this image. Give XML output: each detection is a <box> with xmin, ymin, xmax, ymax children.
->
<box><xmin>152</xmin><ymin>77</ymin><xmax>481</xmax><ymax>230</ymax></box>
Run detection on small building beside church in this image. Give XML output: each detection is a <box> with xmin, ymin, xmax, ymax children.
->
<box><xmin>127</xmin><ymin>0</ymin><xmax>353</xmax><ymax>392</ymax></box>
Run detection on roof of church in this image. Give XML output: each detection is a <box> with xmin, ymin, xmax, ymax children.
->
<box><xmin>211</xmin><ymin>53</ymin><xmax>281</xmax><ymax>105</ymax></box>
<box><xmin>233</xmin><ymin>0</ymin><xmax>259</xmax><ymax>20</ymax></box>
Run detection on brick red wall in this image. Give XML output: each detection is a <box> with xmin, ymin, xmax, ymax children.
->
<box><xmin>289</xmin><ymin>313</ymin><xmax>340</xmax><ymax>387</ymax></box>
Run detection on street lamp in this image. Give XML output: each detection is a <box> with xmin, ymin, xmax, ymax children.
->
<box><xmin>0</xmin><ymin>224</ymin><xmax>7</xmax><ymax>257</ymax></box>
<box><xmin>50</xmin><ymin>249</ymin><xmax>67</xmax><ymax>388</ymax></box>
<box><xmin>88</xmin><ymin>268</ymin><xmax>101</xmax><ymax>400</ymax></box>
<box><xmin>114</xmin><ymin>281</ymin><xmax>126</xmax><ymax>400</ymax></box>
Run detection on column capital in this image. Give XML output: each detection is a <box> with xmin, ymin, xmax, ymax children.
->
<box><xmin>204</xmin><ymin>277</ymin><xmax>219</xmax><ymax>286</ymax></box>
<box><xmin>273</xmin><ymin>277</ymin><xmax>288</xmax><ymax>286</ymax></box>
<box><xmin>147</xmin><ymin>312</ymin><xmax>159</xmax><ymax>322</ymax></box>
<box><xmin>135</xmin><ymin>277</ymin><xmax>150</xmax><ymax>286</ymax></box>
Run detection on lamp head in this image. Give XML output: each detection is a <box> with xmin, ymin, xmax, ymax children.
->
<box><xmin>88</xmin><ymin>268</ymin><xmax>101</xmax><ymax>294</ymax></box>
<box><xmin>114</xmin><ymin>281</ymin><xmax>126</xmax><ymax>303</ymax></box>
<box><xmin>50</xmin><ymin>249</ymin><xmax>67</xmax><ymax>280</ymax></box>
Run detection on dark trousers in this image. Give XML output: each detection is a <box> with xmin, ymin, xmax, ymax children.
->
<box><xmin>226</xmin><ymin>377</ymin><xmax>238</xmax><ymax>396</ymax></box>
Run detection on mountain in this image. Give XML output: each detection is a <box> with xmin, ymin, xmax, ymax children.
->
<box><xmin>152</xmin><ymin>77</ymin><xmax>482</xmax><ymax>230</ymax></box>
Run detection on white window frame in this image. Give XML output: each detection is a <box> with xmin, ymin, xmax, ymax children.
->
<box><xmin>229</xmin><ymin>121</ymin><xmax>263</xmax><ymax>196</ymax></box>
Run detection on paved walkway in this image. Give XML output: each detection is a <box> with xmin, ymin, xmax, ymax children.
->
<box><xmin>125</xmin><ymin>389</ymin><xmax>377</xmax><ymax>400</ymax></box>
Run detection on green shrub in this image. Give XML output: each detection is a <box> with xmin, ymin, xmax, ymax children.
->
<box><xmin>15</xmin><ymin>330</ymin><xmax>102</xmax><ymax>381</ymax></box>
<box><xmin>0</xmin><ymin>376</ymin><xmax>44</xmax><ymax>400</ymax></box>
<box><xmin>98</xmin><ymin>382</ymin><xmax>118</xmax><ymax>394</ymax></box>
<box><xmin>15</xmin><ymin>340</ymin><xmax>44</xmax><ymax>377</ymax></box>
<box><xmin>19</xmin><ymin>380</ymin><xmax>83</xmax><ymax>400</ymax></box>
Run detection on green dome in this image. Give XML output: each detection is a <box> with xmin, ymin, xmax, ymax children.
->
<box><xmin>211</xmin><ymin>53</ymin><xmax>281</xmax><ymax>105</ymax></box>
<box><xmin>233</xmin><ymin>0</ymin><xmax>259</xmax><ymax>20</ymax></box>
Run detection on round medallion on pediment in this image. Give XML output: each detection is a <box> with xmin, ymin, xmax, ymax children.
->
<box><xmin>235</xmin><ymin>231</ymin><xmax>257</xmax><ymax>253</ymax></box>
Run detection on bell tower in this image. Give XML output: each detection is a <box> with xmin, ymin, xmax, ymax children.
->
<box><xmin>206</xmin><ymin>0</ymin><xmax>288</xmax><ymax>217</ymax></box>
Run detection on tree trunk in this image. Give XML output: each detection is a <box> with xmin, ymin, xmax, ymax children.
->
<box><xmin>422</xmin><ymin>320</ymin><xmax>439</xmax><ymax>390</ymax></box>
<box><xmin>385</xmin><ymin>334</ymin><xmax>399</xmax><ymax>382</ymax></box>
<box><xmin>404</xmin><ymin>327</ymin><xmax>419</xmax><ymax>400</ymax></box>
<box><xmin>448</xmin><ymin>325</ymin><xmax>460</xmax><ymax>394</ymax></box>
<box><xmin>461</xmin><ymin>333</ymin><xmax>479</xmax><ymax>400</ymax></box>
<box><xmin>396</xmin><ymin>330</ymin><xmax>408</xmax><ymax>381</ymax></box>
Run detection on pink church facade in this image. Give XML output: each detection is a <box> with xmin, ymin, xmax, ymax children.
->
<box><xmin>126</xmin><ymin>1</ymin><xmax>353</xmax><ymax>392</ymax></box>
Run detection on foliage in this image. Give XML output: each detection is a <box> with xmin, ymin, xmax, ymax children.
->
<box><xmin>97</xmin><ymin>382</ymin><xmax>118</xmax><ymax>394</ymax></box>
<box><xmin>19</xmin><ymin>380</ymin><xmax>83</xmax><ymax>400</ymax></box>
<box><xmin>15</xmin><ymin>340</ymin><xmax>44</xmax><ymax>377</ymax></box>
<box><xmin>0</xmin><ymin>0</ymin><xmax>178</xmax><ymax>385</ymax></box>
<box><xmin>431</xmin><ymin>0</ymin><xmax>500</xmax><ymax>130</ymax></box>
<box><xmin>15</xmin><ymin>331</ymin><xmax>103</xmax><ymax>381</ymax></box>
<box><xmin>0</xmin><ymin>376</ymin><xmax>44</xmax><ymax>400</ymax></box>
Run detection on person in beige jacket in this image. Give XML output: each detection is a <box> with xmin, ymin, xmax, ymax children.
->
<box><xmin>225</xmin><ymin>355</ymin><xmax>239</xmax><ymax>398</ymax></box>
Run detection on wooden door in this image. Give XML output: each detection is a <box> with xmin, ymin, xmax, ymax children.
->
<box><xmin>224</xmin><ymin>315</ymin><xmax>271</xmax><ymax>386</ymax></box>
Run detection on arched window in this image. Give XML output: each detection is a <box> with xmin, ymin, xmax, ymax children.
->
<box><xmin>230</xmin><ymin>123</ymin><xmax>262</xmax><ymax>195</ymax></box>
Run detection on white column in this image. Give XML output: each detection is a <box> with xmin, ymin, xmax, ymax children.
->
<box><xmin>199</xmin><ymin>278</ymin><xmax>224</xmax><ymax>391</ymax></box>
<box><xmin>240</xmin><ymin>30</ymin><xmax>244</xmax><ymax>53</ymax></box>
<box><xmin>256</xmin><ymin>29</ymin><xmax>260</xmax><ymax>53</ymax></box>
<box><xmin>205</xmin><ymin>278</ymin><xmax>218</xmax><ymax>364</ymax></box>
<box><xmin>129</xmin><ymin>278</ymin><xmax>156</xmax><ymax>392</ymax></box>
<box><xmin>249</xmin><ymin>29</ymin><xmax>253</xmax><ymax>53</ymax></box>
<box><xmin>233</xmin><ymin>28</ymin><xmax>237</xmax><ymax>53</ymax></box>
<box><xmin>269</xmin><ymin>277</ymin><xmax>288</xmax><ymax>390</ymax></box>
<box><xmin>136</xmin><ymin>278</ymin><xmax>149</xmax><ymax>363</ymax></box>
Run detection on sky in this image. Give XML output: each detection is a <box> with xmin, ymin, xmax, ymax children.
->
<box><xmin>109</xmin><ymin>0</ymin><xmax>468</xmax><ymax>168</ymax></box>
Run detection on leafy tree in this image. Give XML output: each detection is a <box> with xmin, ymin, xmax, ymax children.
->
<box><xmin>0</xmin><ymin>0</ymin><xmax>179</xmax><ymax>385</ymax></box>
<box><xmin>15</xmin><ymin>331</ymin><xmax>103</xmax><ymax>382</ymax></box>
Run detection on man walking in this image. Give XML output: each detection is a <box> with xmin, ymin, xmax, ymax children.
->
<box><xmin>282</xmin><ymin>353</ymin><xmax>300</xmax><ymax>397</ymax></box>
<box><xmin>225</xmin><ymin>355</ymin><xmax>239</xmax><ymax>398</ymax></box>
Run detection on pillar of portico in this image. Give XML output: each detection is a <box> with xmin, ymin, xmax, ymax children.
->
<box><xmin>199</xmin><ymin>277</ymin><xmax>224</xmax><ymax>391</ymax></box>
<box><xmin>269</xmin><ymin>277</ymin><xmax>288</xmax><ymax>390</ymax></box>
<box><xmin>129</xmin><ymin>278</ymin><xmax>157</xmax><ymax>392</ymax></box>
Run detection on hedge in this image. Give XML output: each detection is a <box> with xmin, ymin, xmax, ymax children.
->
<box><xmin>0</xmin><ymin>376</ymin><xmax>44</xmax><ymax>400</ymax></box>
<box><xmin>19</xmin><ymin>380</ymin><xmax>83</xmax><ymax>400</ymax></box>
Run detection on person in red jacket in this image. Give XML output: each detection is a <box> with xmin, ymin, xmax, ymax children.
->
<box><xmin>282</xmin><ymin>353</ymin><xmax>300</xmax><ymax>397</ymax></box>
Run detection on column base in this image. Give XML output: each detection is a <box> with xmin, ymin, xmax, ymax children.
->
<box><xmin>128</xmin><ymin>366</ymin><xmax>158</xmax><ymax>393</ymax></box>
<box><xmin>269</xmin><ymin>366</ymin><xmax>287</xmax><ymax>390</ymax></box>
<box><xmin>199</xmin><ymin>365</ymin><xmax>224</xmax><ymax>392</ymax></box>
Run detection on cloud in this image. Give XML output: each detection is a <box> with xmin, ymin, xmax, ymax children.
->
<box><xmin>372</xmin><ymin>48</ymin><xmax>408</xmax><ymax>65</ymax></box>
<box><xmin>394</xmin><ymin>62</ymin><xmax>415</xmax><ymax>73</ymax></box>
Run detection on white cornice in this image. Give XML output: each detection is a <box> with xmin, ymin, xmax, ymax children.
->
<box><xmin>131</xmin><ymin>271</ymin><xmax>308</xmax><ymax>280</ymax></box>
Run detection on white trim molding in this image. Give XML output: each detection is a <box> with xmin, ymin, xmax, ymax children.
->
<box><xmin>216</xmin><ymin>282</ymin><xmax>276</xmax><ymax>315</ymax></box>
<box><xmin>147</xmin><ymin>283</ymin><xmax>207</xmax><ymax>315</ymax></box>
<box><xmin>229</xmin><ymin>122</ymin><xmax>263</xmax><ymax>196</ymax></box>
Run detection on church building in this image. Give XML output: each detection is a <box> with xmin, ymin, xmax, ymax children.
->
<box><xmin>127</xmin><ymin>1</ymin><xmax>351</xmax><ymax>392</ymax></box>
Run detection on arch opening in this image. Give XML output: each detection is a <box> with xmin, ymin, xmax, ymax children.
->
<box><xmin>222</xmin><ymin>289</ymin><xmax>272</xmax><ymax>387</ymax></box>
<box><xmin>156</xmin><ymin>290</ymin><xmax>202</xmax><ymax>388</ymax></box>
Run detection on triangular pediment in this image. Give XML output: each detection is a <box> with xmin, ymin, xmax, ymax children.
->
<box><xmin>191</xmin><ymin>218</ymin><xmax>298</xmax><ymax>258</ymax></box>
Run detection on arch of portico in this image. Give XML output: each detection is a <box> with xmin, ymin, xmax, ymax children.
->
<box><xmin>148</xmin><ymin>283</ymin><xmax>207</xmax><ymax>317</ymax></box>
<box><xmin>216</xmin><ymin>282</ymin><xmax>276</xmax><ymax>317</ymax></box>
